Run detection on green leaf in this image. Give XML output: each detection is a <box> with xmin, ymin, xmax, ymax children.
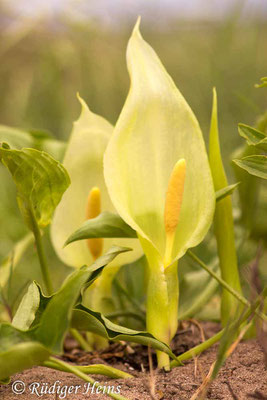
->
<box><xmin>71</xmin><ymin>305</ymin><xmax>179</xmax><ymax>362</ymax></box>
<box><xmin>65</xmin><ymin>211</ymin><xmax>137</xmax><ymax>246</ymax></box>
<box><xmin>215</xmin><ymin>183</ymin><xmax>240</xmax><ymax>202</ymax></box>
<box><xmin>0</xmin><ymin>246</ymin><xmax>131</xmax><ymax>381</ymax></box>
<box><xmin>34</xmin><ymin>269</ymin><xmax>94</xmax><ymax>353</ymax></box>
<box><xmin>11</xmin><ymin>247</ymin><xmax>130</xmax><ymax>334</ymax></box>
<box><xmin>0</xmin><ymin>125</ymin><xmax>66</xmax><ymax>161</ymax></box>
<box><xmin>238</xmin><ymin>123</ymin><xmax>267</xmax><ymax>151</ymax></box>
<box><xmin>83</xmin><ymin>246</ymin><xmax>132</xmax><ymax>282</ymax></box>
<box><xmin>0</xmin><ymin>145</ymin><xmax>70</xmax><ymax>230</ymax></box>
<box><xmin>0</xmin><ymin>244</ymin><xmax>177</xmax><ymax>382</ymax></box>
<box><xmin>12</xmin><ymin>245</ymin><xmax>173</xmax><ymax>360</ymax></box>
<box><xmin>0</xmin><ymin>324</ymin><xmax>51</xmax><ymax>381</ymax></box>
<box><xmin>233</xmin><ymin>155</ymin><xmax>267</xmax><ymax>179</ymax></box>
<box><xmin>209</xmin><ymin>88</ymin><xmax>242</xmax><ymax>326</ymax></box>
<box><xmin>232</xmin><ymin>144</ymin><xmax>259</xmax><ymax>228</ymax></box>
<box><xmin>87</xmin><ymin>247</ymin><xmax>131</xmax><ymax>273</ymax></box>
<box><xmin>255</xmin><ymin>77</ymin><xmax>267</xmax><ymax>89</ymax></box>
<box><xmin>34</xmin><ymin>246</ymin><xmax>131</xmax><ymax>353</ymax></box>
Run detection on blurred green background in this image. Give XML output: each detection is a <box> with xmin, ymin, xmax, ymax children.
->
<box><xmin>0</xmin><ymin>0</ymin><xmax>266</xmax><ymax>320</ymax></box>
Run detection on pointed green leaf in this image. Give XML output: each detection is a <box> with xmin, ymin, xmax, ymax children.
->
<box><xmin>232</xmin><ymin>144</ymin><xmax>259</xmax><ymax>228</ymax></box>
<box><xmin>238</xmin><ymin>123</ymin><xmax>267</xmax><ymax>151</ymax></box>
<box><xmin>51</xmin><ymin>96</ymin><xmax>142</xmax><ymax>268</ymax></box>
<box><xmin>84</xmin><ymin>246</ymin><xmax>132</xmax><ymax>274</ymax></box>
<box><xmin>0</xmin><ymin>125</ymin><xmax>66</xmax><ymax>161</ymax></box>
<box><xmin>215</xmin><ymin>183</ymin><xmax>240</xmax><ymax>202</ymax></box>
<box><xmin>209</xmin><ymin>88</ymin><xmax>242</xmax><ymax>325</ymax></box>
<box><xmin>11</xmin><ymin>247</ymin><xmax>130</xmax><ymax>335</ymax></box>
<box><xmin>233</xmin><ymin>155</ymin><xmax>267</xmax><ymax>179</ymax></box>
<box><xmin>34</xmin><ymin>246</ymin><xmax>130</xmax><ymax>353</ymax></box>
<box><xmin>104</xmin><ymin>21</ymin><xmax>215</xmax><ymax>262</ymax></box>
<box><xmin>65</xmin><ymin>211</ymin><xmax>138</xmax><ymax>246</ymax></box>
<box><xmin>0</xmin><ymin>145</ymin><xmax>70</xmax><ymax>230</ymax></box>
<box><xmin>72</xmin><ymin>305</ymin><xmax>179</xmax><ymax>362</ymax></box>
<box><xmin>0</xmin><ymin>247</ymin><xmax>132</xmax><ymax>382</ymax></box>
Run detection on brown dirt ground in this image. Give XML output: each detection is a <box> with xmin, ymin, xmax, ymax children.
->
<box><xmin>0</xmin><ymin>322</ymin><xmax>266</xmax><ymax>400</ymax></box>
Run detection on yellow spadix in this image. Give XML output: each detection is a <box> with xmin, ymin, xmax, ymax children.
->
<box><xmin>164</xmin><ymin>159</ymin><xmax>186</xmax><ymax>268</ymax></box>
<box><xmin>86</xmin><ymin>187</ymin><xmax>103</xmax><ymax>260</ymax></box>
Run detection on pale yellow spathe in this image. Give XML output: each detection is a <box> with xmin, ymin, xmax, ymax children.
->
<box><xmin>51</xmin><ymin>96</ymin><xmax>142</xmax><ymax>268</ymax></box>
<box><xmin>104</xmin><ymin>22</ymin><xmax>215</xmax><ymax>264</ymax></box>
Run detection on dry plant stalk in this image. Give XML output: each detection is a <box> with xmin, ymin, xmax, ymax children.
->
<box><xmin>147</xmin><ymin>346</ymin><xmax>158</xmax><ymax>400</ymax></box>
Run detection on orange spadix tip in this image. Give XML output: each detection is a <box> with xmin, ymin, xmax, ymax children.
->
<box><xmin>164</xmin><ymin>159</ymin><xmax>186</xmax><ymax>236</ymax></box>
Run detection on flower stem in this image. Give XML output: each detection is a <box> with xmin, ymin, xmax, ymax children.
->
<box><xmin>30</xmin><ymin>212</ymin><xmax>53</xmax><ymax>295</ymax></box>
<box><xmin>165</xmin><ymin>261</ymin><xmax>179</xmax><ymax>340</ymax></box>
<box><xmin>70</xmin><ymin>328</ymin><xmax>92</xmax><ymax>351</ymax></box>
<box><xmin>146</xmin><ymin>260</ymin><xmax>179</xmax><ymax>370</ymax></box>
<box><xmin>146</xmin><ymin>263</ymin><xmax>170</xmax><ymax>370</ymax></box>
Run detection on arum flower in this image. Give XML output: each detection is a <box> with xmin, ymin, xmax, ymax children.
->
<box><xmin>51</xmin><ymin>96</ymin><xmax>142</xmax><ymax>335</ymax></box>
<box><xmin>104</xmin><ymin>20</ymin><xmax>215</xmax><ymax>369</ymax></box>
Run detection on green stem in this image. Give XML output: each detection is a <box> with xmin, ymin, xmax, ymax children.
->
<box><xmin>170</xmin><ymin>287</ymin><xmax>267</xmax><ymax>368</ymax></box>
<box><xmin>138</xmin><ymin>235</ymin><xmax>179</xmax><ymax>370</ymax></box>
<box><xmin>187</xmin><ymin>251</ymin><xmax>267</xmax><ymax>322</ymax></box>
<box><xmin>165</xmin><ymin>262</ymin><xmax>179</xmax><ymax>340</ymax></box>
<box><xmin>31</xmin><ymin>213</ymin><xmax>53</xmax><ymax>295</ymax></box>
<box><xmin>43</xmin><ymin>359</ymin><xmax>133</xmax><ymax>379</ymax></box>
<box><xmin>48</xmin><ymin>357</ymin><xmax>130</xmax><ymax>400</ymax></box>
<box><xmin>146</xmin><ymin>261</ymin><xmax>179</xmax><ymax>370</ymax></box>
<box><xmin>70</xmin><ymin>328</ymin><xmax>92</xmax><ymax>351</ymax></box>
<box><xmin>146</xmin><ymin>262</ymin><xmax>170</xmax><ymax>370</ymax></box>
